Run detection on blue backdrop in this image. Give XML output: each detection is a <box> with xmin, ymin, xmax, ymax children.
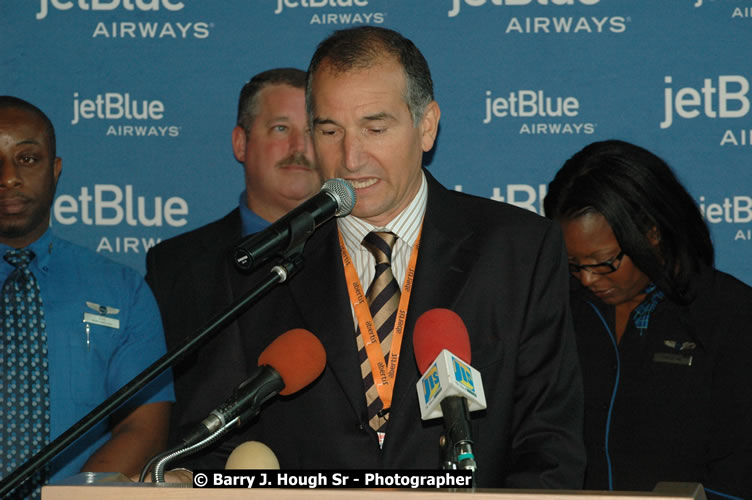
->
<box><xmin>2</xmin><ymin>0</ymin><xmax>750</xmax><ymax>284</ymax></box>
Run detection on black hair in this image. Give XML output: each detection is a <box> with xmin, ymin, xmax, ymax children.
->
<box><xmin>305</xmin><ymin>26</ymin><xmax>434</xmax><ymax>127</ymax></box>
<box><xmin>544</xmin><ymin>139</ymin><xmax>713</xmax><ymax>303</ymax></box>
<box><xmin>0</xmin><ymin>95</ymin><xmax>56</xmax><ymax>161</ymax></box>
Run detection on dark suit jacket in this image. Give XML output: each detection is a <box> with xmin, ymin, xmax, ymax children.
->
<box><xmin>146</xmin><ymin>171</ymin><xmax>585</xmax><ymax>488</ymax></box>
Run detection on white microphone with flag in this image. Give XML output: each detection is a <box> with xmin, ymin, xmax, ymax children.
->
<box><xmin>413</xmin><ymin>309</ymin><xmax>486</xmax><ymax>472</ymax></box>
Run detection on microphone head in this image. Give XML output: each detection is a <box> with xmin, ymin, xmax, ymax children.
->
<box><xmin>413</xmin><ymin>308</ymin><xmax>471</xmax><ymax>374</ymax></box>
<box><xmin>258</xmin><ymin>328</ymin><xmax>326</xmax><ymax>396</ymax></box>
<box><xmin>322</xmin><ymin>178</ymin><xmax>356</xmax><ymax>217</ymax></box>
<box><xmin>225</xmin><ymin>441</ymin><xmax>280</xmax><ymax>470</ymax></box>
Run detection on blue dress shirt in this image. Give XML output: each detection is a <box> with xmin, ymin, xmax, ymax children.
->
<box><xmin>238</xmin><ymin>190</ymin><xmax>271</xmax><ymax>237</ymax></box>
<box><xmin>0</xmin><ymin>229</ymin><xmax>174</xmax><ymax>483</ymax></box>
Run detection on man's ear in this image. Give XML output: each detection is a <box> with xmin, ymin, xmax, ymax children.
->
<box><xmin>232</xmin><ymin>126</ymin><xmax>247</xmax><ymax>163</ymax></box>
<box><xmin>647</xmin><ymin>226</ymin><xmax>661</xmax><ymax>247</ymax></box>
<box><xmin>419</xmin><ymin>100</ymin><xmax>440</xmax><ymax>152</ymax></box>
<box><xmin>53</xmin><ymin>157</ymin><xmax>62</xmax><ymax>185</ymax></box>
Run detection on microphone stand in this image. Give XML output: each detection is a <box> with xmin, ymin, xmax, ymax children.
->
<box><xmin>439</xmin><ymin>430</ymin><xmax>477</xmax><ymax>491</ymax></box>
<box><xmin>439</xmin><ymin>397</ymin><xmax>477</xmax><ymax>488</ymax></box>
<box><xmin>143</xmin><ymin>416</ymin><xmax>241</xmax><ymax>483</ymax></box>
<box><xmin>441</xmin><ymin>397</ymin><xmax>477</xmax><ymax>472</ymax></box>
<box><xmin>0</xmin><ymin>242</ymin><xmax>308</xmax><ymax>497</ymax></box>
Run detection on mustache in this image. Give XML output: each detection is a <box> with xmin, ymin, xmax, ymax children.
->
<box><xmin>277</xmin><ymin>152</ymin><xmax>313</xmax><ymax>169</ymax></box>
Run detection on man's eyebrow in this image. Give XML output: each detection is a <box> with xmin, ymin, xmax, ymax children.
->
<box><xmin>312</xmin><ymin>112</ymin><xmax>396</xmax><ymax>127</ymax></box>
<box><xmin>265</xmin><ymin>115</ymin><xmax>292</xmax><ymax>122</ymax></box>
<box><xmin>361</xmin><ymin>112</ymin><xmax>396</xmax><ymax>122</ymax></box>
<box><xmin>16</xmin><ymin>138</ymin><xmax>43</xmax><ymax>146</ymax></box>
<box><xmin>312</xmin><ymin>117</ymin><xmax>339</xmax><ymax>126</ymax></box>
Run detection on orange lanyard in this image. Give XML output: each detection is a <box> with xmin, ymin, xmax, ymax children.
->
<box><xmin>338</xmin><ymin>228</ymin><xmax>421</xmax><ymax>410</ymax></box>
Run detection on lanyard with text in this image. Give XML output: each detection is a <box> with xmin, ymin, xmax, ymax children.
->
<box><xmin>338</xmin><ymin>228</ymin><xmax>421</xmax><ymax>412</ymax></box>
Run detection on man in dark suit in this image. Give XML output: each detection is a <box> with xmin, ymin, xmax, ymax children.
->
<box><xmin>147</xmin><ymin>28</ymin><xmax>584</xmax><ymax>488</ymax></box>
<box><xmin>145</xmin><ymin>68</ymin><xmax>321</xmax><ymax>445</ymax></box>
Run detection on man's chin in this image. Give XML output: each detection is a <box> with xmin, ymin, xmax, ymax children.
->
<box><xmin>280</xmin><ymin>179</ymin><xmax>323</xmax><ymax>199</ymax></box>
<box><xmin>0</xmin><ymin>214</ymin><xmax>48</xmax><ymax>244</ymax></box>
<box><xmin>0</xmin><ymin>222</ymin><xmax>32</xmax><ymax>239</ymax></box>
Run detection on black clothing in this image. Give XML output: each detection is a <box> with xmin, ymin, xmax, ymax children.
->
<box><xmin>146</xmin><ymin>172</ymin><xmax>586</xmax><ymax>488</ymax></box>
<box><xmin>571</xmin><ymin>265</ymin><xmax>752</xmax><ymax>499</ymax></box>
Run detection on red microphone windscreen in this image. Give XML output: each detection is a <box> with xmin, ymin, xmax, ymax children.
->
<box><xmin>257</xmin><ymin>328</ymin><xmax>326</xmax><ymax>396</ymax></box>
<box><xmin>413</xmin><ymin>308</ymin><xmax>471</xmax><ymax>374</ymax></box>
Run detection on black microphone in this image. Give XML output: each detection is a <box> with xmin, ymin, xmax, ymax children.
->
<box><xmin>179</xmin><ymin>329</ymin><xmax>326</xmax><ymax>446</ymax></box>
<box><xmin>234</xmin><ymin>178</ymin><xmax>356</xmax><ymax>271</ymax></box>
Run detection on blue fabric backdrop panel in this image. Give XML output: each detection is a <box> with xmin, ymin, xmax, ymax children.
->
<box><xmin>0</xmin><ymin>0</ymin><xmax>749</xmax><ymax>284</ymax></box>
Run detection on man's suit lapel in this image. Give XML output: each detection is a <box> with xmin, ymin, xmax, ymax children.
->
<box><xmin>390</xmin><ymin>172</ymin><xmax>478</xmax><ymax>415</ymax></box>
<box><xmin>287</xmin><ymin>220</ymin><xmax>367</xmax><ymax>420</ymax></box>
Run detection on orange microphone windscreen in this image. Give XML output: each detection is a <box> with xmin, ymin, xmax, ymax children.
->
<box><xmin>413</xmin><ymin>308</ymin><xmax>471</xmax><ymax>374</ymax></box>
<box><xmin>257</xmin><ymin>328</ymin><xmax>326</xmax><ymax>396</ymax></box>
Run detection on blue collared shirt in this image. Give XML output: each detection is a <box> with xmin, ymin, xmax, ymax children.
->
<box><xmin>0</xmin><ymin>229</ymin><xmax>174</xmax><ymax>483</ymax></box>
<box><xmin>238</xmin><ymin>191</ymin><xmax>272</xmax><ymax>237</ymax></box>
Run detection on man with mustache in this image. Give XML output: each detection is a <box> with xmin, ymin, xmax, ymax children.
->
<box><xmin>145</xmin><ymin>68</ymin><xmax>322</xmax><ymax>446</ymax></box>
<box><xmin>0</xmin><ymin>96</ymin><xmax>173</xmax><ymax>497</ymax></box>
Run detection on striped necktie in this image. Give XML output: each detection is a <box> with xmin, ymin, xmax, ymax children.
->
<box><xmin>358</xmin><ymin>231</ymin><xmax>401</xmax><ymax>433</ymax></box>
<box><xmin>1</xmin><ymin>249</ymin><xmax>50</xmax><ymax>499</ymax></box>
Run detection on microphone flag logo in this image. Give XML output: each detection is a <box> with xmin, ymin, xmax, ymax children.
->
<box><xmin>422</xmin><ymin>364</ymin><xmax>442</xmax><ymax>405</ymax></box>
<box><xmin>452</xmin><ymin>356</ymin><xmax>477</xmax><ymax>397</ymax></box>
<box><xmin>416</xmin><ymin>349</ymin><xmax>487</xmax><ymax>421</ymax></box>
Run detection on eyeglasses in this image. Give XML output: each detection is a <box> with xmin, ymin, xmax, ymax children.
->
<box><xmin>568</xmin><ymin>250</ymin><xmax>625</xmax><ymax>275</ymax></box>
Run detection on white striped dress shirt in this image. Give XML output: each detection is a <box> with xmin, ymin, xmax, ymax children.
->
<box><xmin>337</xmin><ymin>172</ymin><xmax>428</xmax><ymax>329</ymax></box>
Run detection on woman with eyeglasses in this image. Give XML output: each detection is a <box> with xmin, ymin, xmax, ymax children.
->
<box><xmin>544</xmin><ymin>139</ymin><xmax>751</xmax><ymax>500</ymax></box>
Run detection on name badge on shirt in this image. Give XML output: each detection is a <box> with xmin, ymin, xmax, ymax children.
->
<box><xmin>83</xmin><ymin>312</ymin><xmax>120</xmax><ymax>329</ymax></box>
<box><xmin>84</xmin><ymin>302</ymin><xmax>120</xmax><ymax>329</ymax></box>
<box><xmin>81</xmin><ymin>302</ymin><xmax>120</xmax><ymax>351</ymax></box>
<box><xmin>653</xmin><ymin>352</ymin><xmax>693</xmax><ymax>366</ymax></box>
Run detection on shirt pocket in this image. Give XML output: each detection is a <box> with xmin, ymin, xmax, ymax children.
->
<box><xmin>65</xmin><ymin>320</ymin><xmax>119</xmax><ymax>406</ymax></box>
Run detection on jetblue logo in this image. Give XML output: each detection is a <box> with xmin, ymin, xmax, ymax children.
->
<box><xmin>37</xmin><ymin>0</ymin><xmax>185</xmax><ymax>20</ymax></box>
<box><xmin>422</xmin><ymin>365</ymin><xmax>441</xmax><ymax>405</ymax></box>
<box><xmin>452</xmin><ymin>357</ymin><xmax>476</xmax><ymax>396</ymax></box>
<box><xmin>661</xmin><ymin>75</ymin><xmax>750</xmax><ymax>129</ymax></box>
<box><xmin>72</xmin><ymin>92</ymin><xmax>181</xmax><ymax>137</ymax></box>
<box><xmin>484</xmin><ymin>89</ymin><xmax>580</xmax><ymax>122</ymax></box>
<box><xmin>72</xmin><ymin>92</ymin><xmax>164</xmax><ymax>125</ymax></box>
<box><xmin>275</xmin><ymin>0</ymin><xmax>369</xmax><ymax>14</ymax></box>
<box><xmin>449</xmin><ymin>0</ymin><xmax>601</xmax><ymax>18</ymax></box>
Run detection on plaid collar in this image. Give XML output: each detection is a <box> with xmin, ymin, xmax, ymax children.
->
<box><xmin>633</xmin><ymin>283</ymin><xmax>665</xmax><ymax>335</ymax></box>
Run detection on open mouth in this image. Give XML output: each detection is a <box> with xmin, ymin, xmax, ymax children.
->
<box><xmin>347</xmin><ymin>178</ymin><xmax>378</xmax><ymax>189</ymax></box>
